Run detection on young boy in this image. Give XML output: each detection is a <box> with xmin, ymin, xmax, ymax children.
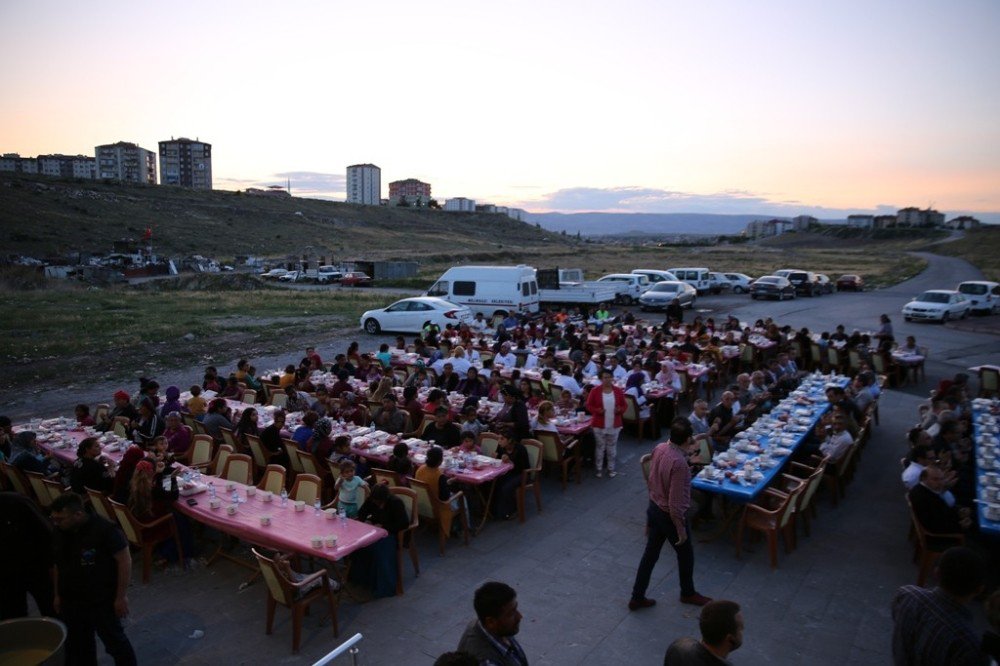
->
<box><xmin>186</xmin><ymin>385</ymin><xmax>207</xmax><ymax>419</ymax></box>
<box><xmin>334</xmin><ymin>460</ymin><xmax>368</xmax><ymax>518</ymax></box>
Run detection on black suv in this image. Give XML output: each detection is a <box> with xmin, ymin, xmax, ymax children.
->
<box><xmin>787</xmin><ymin>271</ymin><xmax>820</xmax><ymax>297</ymax></box>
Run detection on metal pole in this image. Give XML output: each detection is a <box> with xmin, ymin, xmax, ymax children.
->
<box><xmin>311</xmin><ymin>633</ymin><xmax>364</xmax><ymax>666</ymax></box>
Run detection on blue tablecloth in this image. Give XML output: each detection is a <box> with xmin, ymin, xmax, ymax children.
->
<box><xmin>972</xmin><ymin>400</ymin><xmax>1000</xmax><ymax>536</ymax></box>
<box><xmin>691</xmin><ymin>374</ymin><xmax>850</xmax><ymax>502</ymax></box>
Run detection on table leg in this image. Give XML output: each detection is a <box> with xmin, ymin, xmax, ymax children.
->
<box><xmin>696</xmin><ymin>496</ymin><xmax>742</xmax><ymax>543</ymax></box>
<box><xmin>474</xmin><ymin>480</ymin><xmax>498</xmax><ymax>534</ymax></box>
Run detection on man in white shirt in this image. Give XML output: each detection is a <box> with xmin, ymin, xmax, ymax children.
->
<box><xmin>447</xmin><ymin>348</ymin><xmax>472</xmax><ymax>378</ymax></box>
<box><xmin>607</xmin><ymin>356</ymin><xmax>627</xmax><ymax>381</ymax></box>
<box><xmin>462</xmin><ymin>341</ymin><xmax>481</xmax><ymax>364</ymax></box>
<box><xmin>493</xmin><ymin>342</ymin><xmax>517</xmax><ymax>369</ymax></box>
<box><xmin>819</xmin><ymin>418</ymin><xmax>853</xmax><ymax>463</ymax></box>
<box><xmin>554</xmin><ymin>367</ymin><xmax>583</xmax><ymax>397</ymax></box>
<box><xmin>470</xmin><ymin>313</ymin><xmax>488</xmax><ymax>334</ymax></box>
<box><xmin>581</xmin><ymin>351</ymin><xmax>601</xmax><ymax>379</ymax></box>
<box><xmin>902</xmin><ymin>444</ymin><xmax>934</xmax><ymax>490</ymax></box>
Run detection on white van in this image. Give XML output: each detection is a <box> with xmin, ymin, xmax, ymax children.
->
<box><xmin>631</xmin><ymin>269</ymin><xmax>679</xmax><ymax>285</ymax></box>
<box><xmin>426</xmin><ymin>265</ymin><xmax>540</xmax><ymax>317</ymax></box>
<box><xmin>667</xmin><ymin>267</ymin><xmax>712</xmax><ymax>294</ymax></box>
<box><xmin>957</xmin><ymin>281</ymin><xmax>1000</xmax><ymax>314</ymax></box>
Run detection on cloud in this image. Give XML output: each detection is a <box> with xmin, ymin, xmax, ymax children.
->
<box><xmin>272</xmin><ymin>171</ymin><xmax>346</xmax><ymax>198</ymax></box>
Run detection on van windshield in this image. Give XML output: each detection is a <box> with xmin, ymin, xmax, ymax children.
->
<box><xmin>959</xmin><ymin>284</ymin><xmax>987</xmax><ymax>295</ymax></box>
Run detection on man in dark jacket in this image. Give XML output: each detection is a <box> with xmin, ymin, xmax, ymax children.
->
<box><xmin>457</xmin><ymin>581</ymin><xmax>527</xmax><ymax>666</ymax></box>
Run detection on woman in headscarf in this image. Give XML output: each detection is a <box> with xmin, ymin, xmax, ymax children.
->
<box><xmin>309</xmin><ymin>417</ymin><xmax>335</xmax><ymax>459</ymax></box>
<box><xmin>10</xmin><ymin>431</ymin><xmax>54</xmax><ymax>476</ymax></box>
<box><xmin>492</xmin><ymin>384</ymin><xmax>530</xmax><ymax>441</ymax></box>
<box><xmin>132</xmin><ymin>399</ymin><xmax>164</xmax><ymax>447</ymax></box>
<box><xmin>163</xmin><ymin>412</ymin><xmax>191</xmax><ymax>456</ymax></box>
<box><xmin>112</xmin><ymin>445</ymin><xmax>147</xmax><ymax>503</ymax></box>
<box><xmin>159</xmin><ymin>386</ymin><xmax>183</xmax><ymax>419</ymax></box>
<box><xmin>624</xmin><ymin>370</ymin><xmax>651</xmax><ymax>420</ymax></box>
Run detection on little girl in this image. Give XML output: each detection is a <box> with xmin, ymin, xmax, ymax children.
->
<box><xmin>334</xmin><ymin>460</ymin><xmax>368</xmax><ymax>518</ymax></box>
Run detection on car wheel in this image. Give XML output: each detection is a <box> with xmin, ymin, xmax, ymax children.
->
<box><xmin>941</xmin><ymin>312</ymin><xmax>949</xmax><ymax>323</ymax></box>
<box><xmin>364</xmin><ymin>318</ymin><xmax>381</xmax><ymax>334</ymax></box>
<box><xmin>750</xmin><ymin>294</ymin><xmax>757</xmax><ymax>300</ymax></box>
<box><xmin>961</xmin><ymin>309</ymin><xmax>968</xmax><ymax>319</ymax></box>
<box><xmin>904</xmin><ymin>316</ymin><xmax>911</xmax><ymax>322</ymax></box>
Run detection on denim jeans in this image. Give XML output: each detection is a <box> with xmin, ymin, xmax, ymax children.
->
<box><xmin>631</xmin><ymin>500</ymin><xmax>696</xmax><ymax>600</ymax></box>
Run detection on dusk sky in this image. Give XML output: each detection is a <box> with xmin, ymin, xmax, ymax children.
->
<box><xmin>2</xmin><ymin>1</ymin><xmax>998</xmax><ymax>221</ymax></box>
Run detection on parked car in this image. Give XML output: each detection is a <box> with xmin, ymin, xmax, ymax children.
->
<box><xmin>749</xmin><ymin>276</ymin><xmax>795</xmax><ymax>300</ymax></box>
<box><xmin>666</xmin><ymin>267</ymin><xmax>712</xmax><ymax>294</ymax></box>
<box><xmin>596</xmin><ymin>273</ymin><xmax>650</xmax><ymax>304</ymax></box>
<box><xmin>316</xmin><ymin>266</ymin><xmax>343</xmax><ymax>284</ymax></box>
<box><xmin>630</xmin><ymin>269</ymin><xmax>679</xmax><ymax>285</ymax></box>
<box><xmin>360</xmin><ymin>297</ymin><xmax>473</xmax><ymax>334</ymax></box>
<box><xmin>902</xmin><ymin>290</ymin><xmax>971</xmax><ymax>322</ymax></box>
<box><xmin>957</xmin><ymin>281</ymin><xmax>1000</xmax><ymax>314</ymax></box>
<box><xmin>340</xmin><ymin>271</ymin><xmax>373</xmax><ymax>287</ymax></box>
<box><xmin>277</xmin><ymin>270</ymin><xmax>301</xmax><ymax>283</ymax></box>
<box><xmin>637</xmin><ymin>281</ymin><xmax>697</xmax><ymax>311</ymax></box>
<box><xmin>723</xmin><ymin>273</ymin><xmax>754</xmax><ymax>294</ymax></box>
<box><xmin>786</xmin><ymin>270</ymin><xmax>821</xmax><ymax>296</ymax></box>
<box><xmin>260</xmin><ymin>268</ymin><xmax>288</xmax><ymax>279</ymax></box>
<box><xmin>836</xmin><ymin>274</ymin><xmax>864</xmax><ymax>291</ymax></box>
<box><xmin>707</xmin><ymin>272</ymin><xmax>733</xmax><ymax>294</ymax></box>
<box><xmin>815</xmin><ymin>274</ymin><xmax>834</xmax><ymax>294</ymax></box>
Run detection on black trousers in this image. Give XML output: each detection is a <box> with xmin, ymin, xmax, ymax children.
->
<box><xmin>62</xmin><ymin>602</ymin><xmax>137</xmax><ymax>666</ymax></box>
<box><xmin>0</xmin><ymin>567</ymin><xmax>55</xmax><ymax>619</ymax></box>
<box><xmin>631</xmin><ymin>501</ymin><xmax>696</xmax><ymax>600</ymax></box>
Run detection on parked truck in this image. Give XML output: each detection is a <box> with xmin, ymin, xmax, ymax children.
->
<box><xmin>536</xmin><ymin>268</ymin><xmax>619</xmax><ymax>306</ymax></box>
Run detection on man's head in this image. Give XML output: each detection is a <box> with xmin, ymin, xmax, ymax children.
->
<box><xmin>736</xmin><ymin>374</ymin><xmax>750</xmax><ymax>389</ymax></box>
<box><xmin>434</xmin><ymin>406</ymin><xmax>449</xmax><ymax>426</ymax></box>
<box><xmin>473</xmin><ymin>582</ymin><xmax>522</xmax><ymax>638</ymax></box>
<box><xmin>919</xmin><ymin>465</ymin><xmax>947</xmax><ymax>493</ymax></box>
<box><xmin>720</xmin><ymin>391</ymin><xmax>735</xmax><ymax>408</ymax></box>
<box><xmin>699</xmin><ymin>600</ymin><xmax>743</xmax><ymax>653</ymax></box>
<box><xmin>693</xmin><ymin>399</ymin><xmax>709</xmax><ymax>417</ymax></box>
<box><xmin>937</xmin><ymin>546</ymin><xmax>985</xmax><ymax>601</ymax></box>
<box><xmin>50</xmin><ymin>492</ymin><xmax>89</xmax><ymax>531</ymax></box>
<box><xmin>669</xmin><ymin>418</ymin><xmax>694</xmax><ymax>448</ymax></box>
<box><xmin>939</xmin><ymin>420</ymin><xmax>961</xmax><ymax>442</ymax></box>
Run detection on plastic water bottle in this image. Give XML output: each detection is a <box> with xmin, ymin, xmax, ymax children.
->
<box><xmin>232</xmin><ymin>490</ymin><xmax>240</xmax><ymax>505</ymax></box>
<box><xmin>313</xmin><ymin>498</ymin><xmax>321</xmax><ymax>516</ymax></box>
<box><xmin>338</xmin><ymin>508</ymin><xmax>347</xmax><ymax>527</ymax></box>
<box><xmin>280</xmin><ymin>488</ymin><xmax>288</xmax><ymax>507</ymax></box>
<box><xmin>208</xmin><ymin>481</ymin><xmax>216</xmax><ymax>499</ymax></box>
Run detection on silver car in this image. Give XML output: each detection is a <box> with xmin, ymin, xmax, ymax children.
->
<box><xmin>638</xmin><ymin>281</ymin><xmax>697</xmax><ymax>311</ymax></box>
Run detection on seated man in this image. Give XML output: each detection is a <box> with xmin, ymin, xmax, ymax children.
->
<box><xmin>372</xmin><ymin>394</ymin><xmax>407</xmax><ymax>435</ymax></box>
<box><xmin>96</xmin><ymin>390</ymin><xmax>138</xmax><ymax>433</ymax></box>
<box><xmin>707</xmin><ymin>392</ymin><xmax>741</xmax><ymax>452</ymax></box>
<box><xmin>422</xmin><ymin>407</ymin><xmax>462</xmax><ymax>449</ymax></box>
<box><xmin>901</xmin><ymin>443</ymin><xmax>937</xmax><ymax>490</ymax></box>
<box><xmin>908</xmin><ymin>466</ymin><xmax>972</xmax><ymax>538</ymax></box>
<box><xmin>818</xmin><ymin>417</ymin><xmax>854</xmax><ymax>463</ymax></box>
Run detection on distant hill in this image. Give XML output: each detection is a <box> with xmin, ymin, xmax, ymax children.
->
<box><xmin>0</xmin><ymin>175</ymin><xmax>569</xmax><ymax>261</ymax></box>
<box><xmin>526</xmin><ymin>212</ymin><xmax>787</xmax><ymax>236</ymax></box>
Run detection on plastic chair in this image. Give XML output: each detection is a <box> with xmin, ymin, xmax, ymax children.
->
<box><xmin>388</xmin><ymin>487</ymin><xmax>421</xmax><ymax>595</ymax></box>
<box><xmin>252</xmin><ymin>548</ymin><xmax>338</xmax><ymax>653</ymax></box>
<box><xmin>211</xmin><ymin>444</ymin><xmax>235</xmax><ymax>477</ymax></box>
<box><xmin>536</xmin><ymin>431</ymin><xmax>580</xmax><ymax>490</ymax></box>
<box><xmin>517</xmin><ymin>440</ymin><xmax>544</xmax><ymax>523</ymax></box>
<box><xmin>184</xmin><ymin>434</ymin><xmax>215</xmax><ymax>470</ymax></box>
<box><xmin>622</xmin><ymin>395</ymin><xmax>655</xmax><ymax>441</ymax></box>
<box><xmin>735</xmin><ymin>480</ymin><xmax>805</xmax><ymax>569</ymax></box>
<box><xmin>408</xmin><ymin>477</ymin><xmax>469</xmax><ymax>556</ymax></box>
<box><xmin>479</xmin><ymin>432</ymin><xmax>501</xmax><ymax>458</ymax></box>
<box><xmin>220</xmin><ymin>453</ymin><xmax>253</xmax><ymax>485</ymax></box>
<box><xmin>241</xmin><ymin>389</ymin><xmax>257</xmax><ymax>405</ymax></box>
<box><xmin>220</xmin><ymin>427</ymin><xmax>240</xmax><ymax>452</ymax></box>
<box><xmin>246</xmin><ymin>434</ymin><xmax>270</xmax><ymax>474</ymax></box>
<box><xmin>109</xmin><ymin>499</ymin><xmax>183</xmax><ymax>583</ymax></box>
<box><xmin>980</xmin><ymin>367</ymin><xmax>999</xmax><ymax>398</ymax></box>
<box><xmin>94</xmin><ymin>403</ymin><xmax>110</xmax><ymax>425</ymax></box>
<box><xmin>371</xmin><ymin>468</ymin><xmax>400</xmax><ymax>488</ymax></box>
<box><xmin>906</xmin><ymin>494</ymin><xmax>965</xmax><ymax>586</ymax></box>
<box><xmin>85</xmin><ymin>487</ymin><xmax>115</xmax><ymax>523</ymax></box>
<box><xmin>785</xmin><ymin>460</ymin><xmax>826</xmax><ymax>537</ymax></box>
<box><xmin>289</xmin><ymin>474</ymin><xmax>322</xmax><ymax>505</ymax></box>
<box><xmin>257</xmin><ymin>465</ymin><xmax>287</xmax><ymax>495</ymax></box>
<box><xmin>24</xmin><ymin>471</ymin><xmax>55</xmax><ymax>508</ymax></box>
<box><xmin>270</xmin><ymin>393</ymin><xmax>288</xmax><ymax>408</ymax></box>
<box><xmin>283</xmin><ymin>440</ymin><xmax>305</xmax><ymax>476</ymax></box>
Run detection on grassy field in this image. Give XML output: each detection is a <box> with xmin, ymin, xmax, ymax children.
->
<box><xmin>925</xmin><ymin>226</ymin><xmax>1000</xmax><ymax>281</ymax></box>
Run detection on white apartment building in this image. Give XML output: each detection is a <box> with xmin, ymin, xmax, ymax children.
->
<box><xmin>37</xmin><ymin>154</ymin><xmax>96</xmax><ymax>179</ymax></box>
<box><xmin>444</xmin><ymin>197</ymin><xmax>476</xmax><ymax>212</ymax></box>
<box><xmin>846</xmin><ymin>214</ymin><xmax>874</xmax><ymax>229</ymax></box>
<box><xmin>346</xmin><ymin>163</ymin><xmax>381</xmax><ymax>205</ymax></box>
<box><xmin>159</xmin><ymin>137</ymin><xmax>212</xmax><ymax>189</ymax></box>
<box><xmin>95</xmin><ymin>141</ymin><xmax>157</xmax><ymax>184</ymax></box>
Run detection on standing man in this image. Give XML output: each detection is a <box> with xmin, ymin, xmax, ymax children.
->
<box><xmin>891</xmin><ymin>546</ymin><xmax>987</xmax><ymax>665</ymax></box>
<box><xmin>50</xmin><ymin>492</ymin><xmax>137</xmax><ymax>666</ymax></box>
<box><xmin>665</xmin><ymin>298</ymin><xmax>684</xmax><ymax>326</ymax></box>
<box><xmin>457</xmin><ymin>581</ymin><xmax>528</xmax><ymax>666</ymax></box>
<box><xmin>629</xmin><ymin>419</ymin><xmax>711</xmax><ymax>610</ymax></box>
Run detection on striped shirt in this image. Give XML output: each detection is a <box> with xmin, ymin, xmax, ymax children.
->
<box><xmin>891</xmin><ymin>586</ymin><xmax>987</xmax><ymax>666</ymax></box>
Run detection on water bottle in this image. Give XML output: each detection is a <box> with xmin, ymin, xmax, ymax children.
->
<box><xmin>232</xmin><ymin>490</ymin><xmax>240</xmax><ymax>505</ymax></box>
<box><xmin>280</xmin><ymin>488</ymin><xmax>288</xmax><ymax>507</ymax></box>
<box><xmin>338</xmin><ymin>508</ymin><xmax>347</xmax><ymax>527</ymax></box>
<box><xmin>208</xmin><ymin>481</ymin><xmax>216</xmax><ymax>499</ymax></box>
<box><xmin>313</xmin><ymin>498</ymin><xmax>321</xmax><ymax>516</ymax></box>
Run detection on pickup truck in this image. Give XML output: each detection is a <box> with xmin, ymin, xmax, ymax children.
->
<box><xmin>538</xmin><ymin>282</ymin><xmax>620</xmax><ymax>306</ymax></box>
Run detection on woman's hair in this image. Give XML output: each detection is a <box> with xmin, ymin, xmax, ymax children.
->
<box><xmin>301</xmin><ymin>410</ymin><xmax>319</xmax><ymax>427</ymax></box>
<box><xmin>403</xmin><ymin>385</ymin><xmax>418</xmax><ymax>401</ymax></box>
<box><xmin>427</xmin><ymin>388</ymin><xmax>445</xmax><ymax>404</ymax></box>
<box><xmin>333</xmin><ymin>435</ymin><xmax>351</xmax><ymax>451</ymax></box>
<box><xmin>76</xmin><ymin>436</ymin><xmax>98</xmax><ymax>458</ymax></box>
<box><xmin>127</xmin><ymin>463</ymin><xmax>154</xmax><ymax>518</ymax></box>
<box><xmin>237</xmin><ymin>408</ymin><xmax>257</xmax><ymax>432</ymax></box>
<box><xmin>536</xmin><ymin>401</ymin><xmax>554</xmax><ymax>422</ymax></box>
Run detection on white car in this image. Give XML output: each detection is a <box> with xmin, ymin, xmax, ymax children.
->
<box><xmin>902</xmin><ymin>290</ymin><xmax>971</xmax><ymax>323</ymax></box>
<box><xmin>277</xmin><ymin>270</ymin><xmax>301</xmax><ymax>283</ymax></box>
<box><xmin>957</xmin><ymin>281</ymin><xmax>1000</xmax><ymax>314</ymax></box>
<box><xmin>260</xmin><ymin>268</ymin><xmax>287</xmax><ymax>279</ymax></box>
<box><xmin>707</xmin><ymin>272</ymin><xmax>732</xmax><ymax>294</ymax></box>
<box><xmin>723</xmin><ymin>273</ymin><xmax>754</xmax><ymax>294</ymax></box>
<box><xmin>637</xmin><ymin>281</ymin><xmax>697</xmax><ymax>311</ymax></box>
<box><xmin>596</xmin><ymin>273</ymin><xmax>650</xmax><ymax>304</ymax></box>
<box><xmin>360</xmin><ymin>297</ymin><xmax>473</xmax><ymax>334</ymax></box>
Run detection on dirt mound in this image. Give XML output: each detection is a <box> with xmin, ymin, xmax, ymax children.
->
<box><xmin>131</xmin><ymin>272</ymin><xmax>270</xmax><ymax>292</ymax></box>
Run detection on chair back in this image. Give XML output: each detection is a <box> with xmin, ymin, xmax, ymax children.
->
<box><xmin>740</xmin><ymin>343</ymin><xmax>754</xmax><ymax>365</ymax></box>
<box><xmin>241</xmin><ymin>389</ymin><xmax>257</xmax><ymax>405</ymax></box>
<box><xmin>2</xmin><ymin>462</ymin><xmax>34</xmax><ymax>498</ymax></box>
<box><xmin>25</xmin><ymin>471</ymin><xmax>53</xmax><ymax>508</ymax></box>
<box><xmin>252</xmin><ymin>548</ymin><xmax>293</xmax><ymax>607</ymax></box>
<box><xmin>479</xmin><ymin>351</ymin><xmax>494</xmax><ymax>365</ymax></box>
<box><xmin>827</xmin><ymin>347</ymin><xmax>840</xmax><ymax>368</ymax></box>
<box><xmin>42</xmin><ymin>478</ymin><xmax>65</xmax><ymax>504</ymax></box>
<box><xmin>371</xmin><ymin>468</ymin><xmax>399</xmax><ymax>488</ymax></box>
<box><xmin>326</xmin><ymin>459</ymin><xmax>342</xmax><ymax>484</ymax></box>
<box><xmin>213</xmin><ymin>444</ymin><xmax>235</xmax><ymax>476</ymax></box>
<box><xmin>623</xmin><ymin>395</ymin><xmax>639</xmax><ymax>422</ymax></box>
<box><xmin>389</xmin><ymin>487</ymin><xmax>420</xmax><ymax>533</ymax></box>
<box><xmin>270</xmin><ymin>393</ymin><xmax>288</xmax><ymax>408</ymax></box>
<box><xmin>221</xmin><ymin>453</ymin><xmax>253</xmax><ymax>485</ymax></box>
<box><xmin>283</xmin><ymin>440</ymin><xmax>305</xmax><ymax>474</ymax></box>
<box><xmin>810</xmin><ymin>343</ymin><xmax>822</xmax><ymax>366</ymax></box>
<box><xmin>798</xmin><ymin>461</ymin><xmax>826</xmax><ymax>512</ymax></box>
<box><xmin>691</xmin><ymin>439</ymin><xmax>712</xmax><ymax>466</ymax></box>
<box><xmin>479</xmin><ymin>432</ymin><xmax>501</xmax><ymax>458</ymax></box>
<box><xmin>536</xmin><ymin>431</ymin><xmax>562</xmax><ymax>463</ymax></box>
<box><xmin>85</xmin><ymin>487</ymin><xmax>114</xmax><ymax>522</ymax></box>
<box><xmin>94</xmin><ymin>403</ymin><xmax>110</xmax><ymax>425</ymax></box>
<box><xmin>112</xmin><ymin>417</ymin><xmax>129</xmax><ymax>438</ymax></box>
<box><xmin>982</xmin><ymin>367</ymin><xmax>1000</xmax><ymax>395</ymax></box>
<box><xmin>182</xmin><ymin>414</ymin><xmax>199</xmax><ymax>430</ymax></box>
<box><xmin>258</xmin><ymin>465</ymin><xmax>287</xmax><ymax>494</ymax></box>
<box><xmin>187</xmin><ymin>434</ymin><xmax>215</xmax><ymax>467</ymax></box>
<box><xmin>221</xmin><ymin>427</ymin><xmax>239</xmax><ymax>450</ymax></box>
<box><xmin>408</xmin><ymin>478</ymin><xmax>437</xmax><ymax>520</ymax></box>
<box><xmin>847</xmin><ymin>349</ymin><xmax>862</xmax><ymax>374</ymax></box>
<box><xmin>522</xmin><ymin>439</ymin><xmax>543</xmax><ymax>480</ymax></box>
<box><xmin>298</xmin><ymin>450</ymin><xmax>321</xmax><ymax>476</ymax></box>
<box><xmin>640</xmin><ymin>453</ymin><xmax>652</xmax><ymax>482</ymax></box>
<box><xmin>246</xmin><ymin>434</ymin><xmax>269</xmax><ymax>469</ymax></box>
<box><xmin>778</xmin><ymin>479</ymin><xmax>805</xmax><ymax>528</ymax></box>
<box><xmin>108</xmin><ymin>499</ymin><xmax>141</xmax><ymax>546</ymax></box>
<box><xmin>290</xmin><ymin>473</ymin><xmax>321</xmax><ymax>505</ymax></box>
<box><xmin>872</xmin><ymin>352</ymin><xmax>888</xmax><ymax>375</ymax></box>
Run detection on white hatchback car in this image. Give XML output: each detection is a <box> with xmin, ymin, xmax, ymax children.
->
<box><xmin>723</xmin><ymin>273</ymin><xmax>754</xmax><ymax>294</ymax></box>
<box><xmin>902</xmin><ymin>290</ymin><xmax>971</xmax><ymax>322</ymax></box>
<box><xmin>360</xmin><ymin>297</ymin><xmax>473</xmax><ymax>334</ymax></box>
<box><xmin>957</xmin><ymin>281</ymin><xmax>1000</xmax><ymax>314</ymax></box>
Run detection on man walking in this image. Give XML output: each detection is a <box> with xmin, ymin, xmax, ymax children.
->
<box><xmin>630</xmin><ymin>419</ymin><xmax>711</xmax><ymax>610</ymax></box>
<box><xmin>50</xmin><ymin>492</ymin><xmax>137</xmax><ymax>666</ymax></box>
<box><xmin>457</xmin><ymin>581</ymin><xmax>528</xmax><ymax>666</ymax></box>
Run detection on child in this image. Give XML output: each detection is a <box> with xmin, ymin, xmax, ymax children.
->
<box><xmin>186</xmin><ymin>385</ymin><xmax>207</xmax><ymax>420</ymax></box>
<box><xmin>334</xmin><ymin>460</ymin><xmax>368</xmax><ymax>518</ymax></box>
<box><xmin>75</xmin><ymin>404</ymin><xmax>96</xmax><ymax>427</ymax></box>
<box><xmin>386</xmin><ymin>442</ymin><xmax>413</xmax><ymax>485</ymax></box>
<box><xmin>457</xmin><ymin>432</ymin><xmax>480</xmax><ymax>455</ymax></box>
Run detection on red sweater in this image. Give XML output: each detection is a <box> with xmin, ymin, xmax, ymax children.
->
<box><xmin>585</xmin><ymin>385</ymin><xmax>626</xmax><ymax>429</ymax></box>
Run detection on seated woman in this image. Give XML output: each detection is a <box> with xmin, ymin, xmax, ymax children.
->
<box><xmin>350</xmin><ymin>483</ymin><xmax>410</xmax><ymax>597</ymax></box>
<box><xmin>333</xmin><ymin>392</ymin><xmax>367</xmax><ymax>427</ymax></box>
<box><xmin>368</xmin><ymin>376</ymin><xmax>394</xmax><ymax>403</ymax></box>
<box><xmin>127</xmin><ymin>460</ymin><xmax>194</xmax><ymax>563</ymax></box>
<box><xmin>278</xmin><ymin>365</ymin><xmax>297</xmax><ymax>389</ymax></box>
<box><xmin>201</xmin><ymin>399</ymin><xmax>233</xmax><ymax>443</ymax></box>
<box><xmin>531</xmin><ymin>400</ymin><xmax>560</xmax><ymax>435</ymax></box>
<box><xmin>132</xmin><ymin>399</ymin><xmax>165</xmax><ymax>448</ymax></box>
<box><xmin>159</xmin><ymin>386</ymin><xmax>183</xmax><ymax>419</ymax></box>
<box><xmin>292</xmin><ymin>410</ymin><xmax>320</xmax><ymax>451</ymax></box>
<box><xmin>162</xmin><ymin>412</ymin><xmax>192</xmax><ymax>456</ymax></box>
<box><xmin>333</xmin><ymin>460</ymin><xmax>369</xmax><ymax>518</ymax></box>
<box><xmin>233</xmin><ymin>408</ymin><xmax>260</xmax><ymax>450</ymax></box>
<box><xmin>555</xmin><ymin>388</ymin><xmax>580</xmax><ymax>413</ymax></box>
<box><xmin>308</xmin><ymin>417</ymin><xmax>335</xmax><ymax>459</ymax></box>
<box><xmin>624</xmin><ymin>372</ymin><xmax>652</xmax><ymax>420</ymax></box>
<box><xmin>75</xmin><ymin>404</ymin><xmax>96</xmax><ymax>427</ymax></box>
<box><xmin>70</xmin><ymin>437</ymin><xmax>114</xmax><ymax>494</ymax></box>
<box><xmin>218</xmin><ymin>376</ymin><xmax>243</xmax><ymax>401</ymax></box>
<box><xmin>423</xmin><ymin>388</ymin><xmax>447</xmax><ymax>416</ymax></box>
<box><xmin>493</xmin><ymin>430</ymin><xmax>530</xmax><ymax>520</ymax></box>
<box><xmin>519</xmin><ymin>380</ymin><xmax>541</xmax><ymax>410</ymax></box>
<box><xmin>456</xmin><ymin>367</ymin><xmax>488</xmax><ymax>400</ymax></box>
<box><xmin>259</xmin><ymin>410</ymin><xmax>290</xmax><ymax>467</ymax></box>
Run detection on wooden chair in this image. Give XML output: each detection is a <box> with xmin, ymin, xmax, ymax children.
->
<box><xmin>739</xmin><ymin>343</ymin><xmax>756</xmax><ymax>372</ymax></box>
<box><xmin>25</xmin><ymin>471</ymin><xmax>55</xmax><ymax>508</ymax></box>
<box><xmin>622</xmin><ymin>395</ymin><xmax>655</xmax><ymax>441</ymax></box>
<box><xmin>408</xmin><ymin>477</ymin><xmax>470</xmax><ymax>556</ymax></box>
<box><xmin>536</xmin><ymin>431</ymin><xmax>581</xmax><ymax>490</ymax></box>
<box><xmin>270</xmin><ymin>393</ymin><xmax>288</xmax><ymax>408</ymax></box>
<box><xmin>289</xmin><ymin>474</ymin><xmax>322</xmax><ymax>505</ymax></box>
<box><xmin>94</xmin><ymin>403</ymin><xmax>110</xmax><ymax>426</ymax></box>
<box><xmin>980</xmin><ymin>366</ymin><xmax>999</xmax><ymax>398</ymax></box>
<box><xmin>1</xmin><ymin>462</ymin><xmax>33</xmax><ymax>499</ymax></box>
<box><xmin>246</xmin><ymin>434</ymin><xmax>270</xmax><ymax>477</ymax></box>
<box><xmin>220</xmin><ymin>427</ymin><xmax>240</xmax><ymax>452</ymax></box>
<box><xmin>257</xmin><ymin>465</ymin><xmax>287</xmax><ymax>495</ymax></box>
<box><xmin>325</xmin><ymin>459</ymin><xmax>343</xmax><ymax>486</ymax></box>
<box><xmin>297</xmin><ymin>450</ymin><xmax>322</xmax><ymax>477</ymax></box>
<box><xmin>42</xmin><ymin>477</ymin><xmax>66</xmax><ymax>505</ymax></box>
<box><xmin>906</xmin><ymin>494</ymin><xmax>965</xmax><ymax>586</ymax></box>
<box><xmin>809</xmin><ymin>343</ymin><xmax>823</xmax><ymax>372</ymax></box>
<box><xmin>85</xmin><ymin>487</ymin><xmax>115</xmax><ymax>523</ymax></box>
<box><xmin>112</xmin><ymin>416</ymin><xmax>130</xmax><ymax>438</ymax></box>
<box><xmin>826</xmin><ymin>347</ymin><xmax>844</xmax><ymax>375</ymax></box>
<box><xmin>517</xmin><ymin>439</ymin><xmax>544</xmax><ymax>523</ymax></box>
<box><xmin>251</xmin><ymin>548</ymin><xmax>338</xmax><ymax>653</ymax></box>
<box><xmin>389</xmin><ymin>487</ymin><xmax>421</xmax><ymax>595</ymax></box>
<box><xmin>847</xmin><ymin>349</ymin><xmax>863</xmax><ymax>376</ymax></box>
<box><xmin>182</xmin><ymin>413</ymin><xmax>199</xmax><ymax>431</ymax></box>
<box><xmin>184</xmin><ymin>434</ymin><xmax>215</xmax><ymax>470</ymax></box>
<box><xmin>241</xmin><ymin>389</ymin><xmax>257</xmax><ymax>405</ymax></box>
<box><xmin>283</xmin><ymin>440</ymin><xmax>305</xmax><ymax>477</ymax></box>
<box><xmin>640</xmin><ymin>453</ymin><xmax>652</xmax><ymax>483</ymax></box>
<box><xmin>219</xmin><ymin>453</ymin><xmax>253</xmax><ymax>485</ymax></box>
<box><xmin>210</xmin><ymin>444</ymin><xmax>235</xmax><ymax>477</ymax></box>
<box><xmin>109</xmin><ymin>499</ymin><xmax>184</xmax><ymax>583</ymax></box>
<box><xmin>735</xmin><ymin>480</ymin><xmax>805</xmax><ymax>569</ymax></box>
<box><xmin>371</xmin><ymin>468</ymin><xmax>400</xmax><ymax>488</ymax></box>
<box><xmin>784</xmin><ymin>460</ymin><xmax>826</xmax><ymax>537</ymax></box>
<box><xmin>822</xmin><ymin>444</ymin><xmax>858</xmax><ymax>506</ymax></box>
<box><xmin>479</xmin><ymin>432</ymin><xmax>501</xmax><ymax>458</ymax></box>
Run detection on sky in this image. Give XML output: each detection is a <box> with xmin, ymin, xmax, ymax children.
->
<box><xmin>2</xmin><ymin>0</ymin><xmax>999</xmax><ymax>222</ymax></box>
